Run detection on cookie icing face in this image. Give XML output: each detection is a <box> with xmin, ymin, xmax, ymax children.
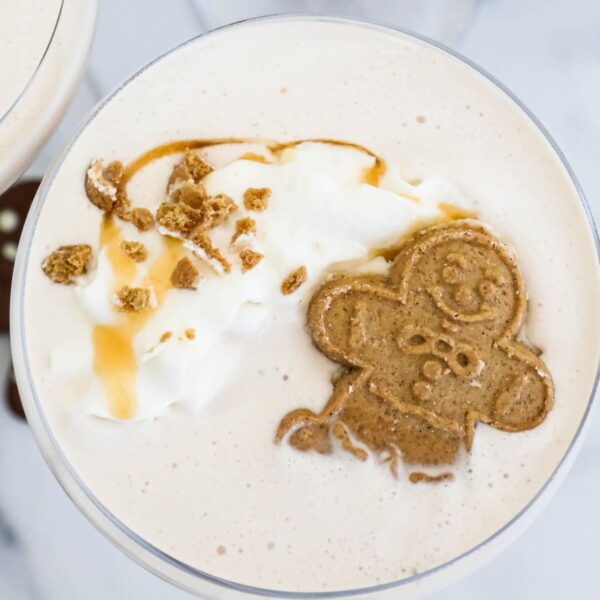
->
<box><xmin>276</xmin><ymin>220</ymin><xmax>554</xmax><ymax>470</ymax></box>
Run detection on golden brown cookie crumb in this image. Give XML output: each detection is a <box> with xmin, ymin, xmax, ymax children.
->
<box><xmin>159</xmin><ymin>331</ymin><xmax>172</xmax><ymax>343</ymax></box>
<box><xmin>178</xmin><ymin>150</ymin><xmax>214</xmax><ymax>183</ymax></box>
<box><xmin>168</xmin><ymin>181</ymin><xmax>207</xmax><ymax>209</ymax></box>
<box><xmin>202</xmin><ymin>193</ymin><xmax>237</xmax><ymax>229</ymax></box>
<box><xmin>167</xmin><ymin>151</ymin><xmax>213</xmax><ymax>194</ymax></box>
<box><xmin>243</xmin><ymin>187</ymin><xmax>271</xmax><ymax>211</ymax></box>
<box><xmin>104</xmin><ymin>161</ymin><xmax>124</xmax><ymax>186</ymax></box>
<box><xmin>115</xmin><ymin>286</ymin><xmax>150</xmax><ymax>312</ymax></box>
<box><xmin>130</xmin><ymin>207</ymin><xmax>154</xmax><ymax>232</ymax></box>
<box><xmin>185</xmin><ymin>328</ymin><xmax>196</xmax><ymax>340</ymax></box>
<box><xmin>170</xmin><ymin>256</ymin><xmax>200</xmax><ymax>289</ymax></box>
<box><xmin>113</xmin><ymin>191</ymin><xmax>132</xmax><ymax>220</ymax></box>
<box><xmin>167</xmin><ymin>150</ymin><xmax>214</xmax><ymax>209</ymax></box>
<box><xmin>42</xmin><ymin>244</ymin><xmax>92</xmax><ymax>285</ymax></box>
<box><xmin>156</xmin><ymin>202</ymin><xmax>202</xmax><ymax>236</ymax></box>
<box><xmin>239</xmin><ymin>248</ymin><xmax>264</xmax><ymax>272</ymax></box>
<box><xmin>120</xmin><ymin>240</ymin><xmax>147</xmax><ymax>262</ymax></box>
<box><xmin>231</xmin><ymin>217</ymin><xmax>256</xmax><ymax>245</ymax></box>
<box><xmin>85</xmin><ymin>159</ymin><xmax>122</xmax><ymax>212</ymax></box>
<box><xmin>409</xmin><ymin>472</ymin><xmax>454</xmax><ymax>484</ymax></box>
<box><xmin>189</xmin><ymin>228</ymin><xmax>231</xmax><ymax>273</ymax></box>
<box><xmin>281</xmin><ymin>265</ymin><xmax>307</xmax><ymax>295</ymax></box>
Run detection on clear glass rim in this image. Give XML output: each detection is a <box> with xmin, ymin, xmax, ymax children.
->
<box><xmin>11</xmin><ymin>13</ymin><xmax>600</xmax><ymax>599</ymax></box>
<box><xmin>0</xmin><ymin>0</ymin><xmax>64</xmax><ymax>125</ymax></box>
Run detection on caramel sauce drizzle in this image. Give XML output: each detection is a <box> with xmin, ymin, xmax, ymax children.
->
<box><xmin>438</xmin><ymin>202</ymin><xmax>477</xmax><ymax>221</ymax></box>
<box><xmin>93</xmin><ymin>217</ymin><xmax>183</xmax><ymax>419</ymax></box>
<box><xmin>94</xmin><ymin>136</ymin><xmax>469</xmax><ymax>419</ymax></box>
<box><xmin>239</xmin><ymin>152</ymin><xmax>271</xmax><ymax>164</ymax></box>
<box><xmin>122</xmin><ymin>137</ymin><xmax>387</xmax><ymax>187</ymax></box>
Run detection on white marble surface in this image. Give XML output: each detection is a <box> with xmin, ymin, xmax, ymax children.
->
<box><xmin>1</xmin><ymin>0</ymin><xmax>599</xmax><ymax>598</ymax></box>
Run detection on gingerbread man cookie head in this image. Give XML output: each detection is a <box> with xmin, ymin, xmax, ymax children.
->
<box><xmin>390</xmin><ymin>220</ymin><xmax>526</xmax><ymax>342</ymax></box>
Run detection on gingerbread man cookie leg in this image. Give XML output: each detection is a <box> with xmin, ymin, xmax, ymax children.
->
<box><xmin>275</xmin><ymin>368</ymin><xmax>372</xmax><ymax>451</ymax></box>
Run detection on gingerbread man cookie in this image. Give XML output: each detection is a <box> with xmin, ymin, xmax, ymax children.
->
<box><xmin>276</xmin><ymin>220</ymin><xmax>553</xmax><ymax>469</ymax></box>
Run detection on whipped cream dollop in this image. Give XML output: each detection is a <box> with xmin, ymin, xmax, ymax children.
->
<box><xmin>51</xmin><ymin>142</ymin><xmax>470</xmax><ymax>420</ymax></box>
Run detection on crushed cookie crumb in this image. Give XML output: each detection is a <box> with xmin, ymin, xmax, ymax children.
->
<box><xmin>231</xmin><ymin>217</ymin><xmax>256</xmax><ymax>245</ymax></box>
<box><xmin>159</xmin><ymin>331</ymin><xmax>172</xmax><ymax>343</ymax></box>
<box><xmin>42</xmin><ymin>244</ymin><xmax>92</xmax><ymax>284</ymax></box>
<box><xmin>185</xmin><ymin>328</ymin><xmax>196</xmax><ymax>340</ymax></box>
<box><xmin>169</xmin><ymin>181</ymin><xmax>207</xmax><ymax>209</ymax></box>
<box><xmin>239</xmin><ymin>248</ymin><xmax>264</xmax><ymax>272</ymax></box>
<box><xmin>167</xmin><ymin>151</ymin><xmax>213</xmax><ymax>193</ymax></box>
<box><xmin>281</xmin><ymin>265</ymin><xmax>307</xmax><ymax>295</ymax></box>
<box><xmin>156</xmin><ymin>202</ymin><xmax>202</xmax><ymax>235</ymax></box>
<box><xmin>202</xmin><ymin>193</ymin><xmax>237</xmax><ymax>229</ymax></box>
<box><xmin>168</xmin><ymin>162</ymin><xmax>190</xmax><ymax>188</ymax></box>
<box><xmin>115</xmin><ymin>286</ymin><xmax>150</xmax><ymax>312</ymax></box>
<box><xmin>130</xmin><ymin>207</ymin><xmax>154</xmax><ymax>232</ymax></box>
<box><xmin>182</xmin><ymin>149</ymin><xmax>214</xmax><ymax>182</ymax></box>
<box><xmin>189</xmin><ymin>227</ymin><xmax>231</xmax><ymax>273</ymax></box>
<box><xmin>104</xmin><ymin>161</ymin><xmax>124</xmax><ymax>186</ymax></box>
<box><xmin>243</xmin><ymin>187</ymin><xmax>271</xmax><ymax>211</ymax></box>
<box><xmin>171</xmin><ymin>256</ymin><xmax>200</xmax><ymax>289</ymax></box>
<box><xmin>120</xmin><ymin>240</ymin><xmax>147</xmax><ymax>262</ymax></box>
<box><xmin>113</xmin><ymin>190</ymin><xmax>132</xmax><ymax>220</ymax></box>
<box><xmin>85</xmin><ymin>159</ymin><xmax>122</xmax><ymax>212</ymax></box>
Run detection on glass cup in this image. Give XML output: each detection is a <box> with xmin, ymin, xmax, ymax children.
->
<box><xmin>0</xmin><ymin>0</ymin><xmax>97</xmax><ymax>195</ymax></box>
<box><xmin>10</xmin><ymin>14</ymin><xmax>600</xmax><ymax>599</ymax></box>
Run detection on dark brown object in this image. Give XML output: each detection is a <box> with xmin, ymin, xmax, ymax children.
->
<box><xmin>0</xmin><ymin>180</ymin><xmax>40</xmax><ymax>332</ymax></box>
<box><xmin>0</xmin><ymin>180</ymin><xmax>41</xmax><ymax>420</ymax></box>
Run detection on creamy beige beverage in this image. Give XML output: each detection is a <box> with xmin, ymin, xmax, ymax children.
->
<box><xmin>0</xmin><ymin>0</ymin><xmax>96</xmax><ymax>193</ymax></box>
<box><xmin>17</xmin><ymin>18</ymin><xmax>600</xmax><ymax>593</ymax></box>
<box><xmin>0</xmin><ymin>0</ymin><xmax>61</xmax><ymax>118</ymax></box>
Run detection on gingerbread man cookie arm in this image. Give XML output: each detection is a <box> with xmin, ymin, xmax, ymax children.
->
<box><xmin>492</xmin><ymin>339</ymin><xmax>554</xmax><ymax>432</ymax></box>
<box><xmin>308</xmin><ymin>276</ymin><xmax>404</xmax><ymax>366</ymax></box>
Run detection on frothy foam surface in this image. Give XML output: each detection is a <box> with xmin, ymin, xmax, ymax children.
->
<box><xmin>22</xmin><ymin>19</ymin><xmax>600</xmax><ymax>592</ymax></box>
